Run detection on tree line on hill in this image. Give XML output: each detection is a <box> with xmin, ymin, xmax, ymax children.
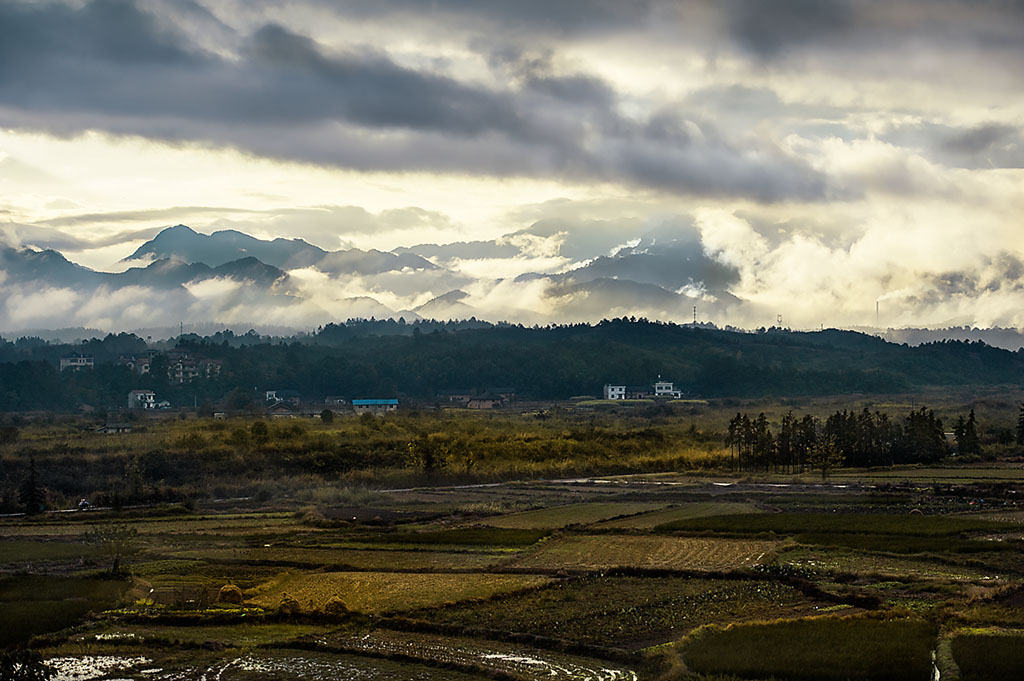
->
<box><xmin>4</xmin><ymin>319</ymin><xmax>1024</xmax><ymax>411</ymax></box>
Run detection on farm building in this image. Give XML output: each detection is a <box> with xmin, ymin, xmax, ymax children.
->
<box><xmin>467</xmin><ymin>394</ymin><xmax>505</xmax><ymax>409</ymax></box>
<box><xmin>352</xmin><ymin>398</ymin><xmax>399</xmax><ymax>415</ymax></box>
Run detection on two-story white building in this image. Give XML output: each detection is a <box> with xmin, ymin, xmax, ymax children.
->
<box><xmin>654</xmin><ymin>380</ymin><xmax>683</xmax><ymax>398</ymax></box>
<box><xmin>603</xmin><ymin>384</ymin><xmax>627</xmax><ymax>400</ymax></box>
<box><xmin>60</xmin><ymin>353</ymin><xmax>94</xmax><ymax>371</ymax></box>
<box><xmin>128</xmin><ymin>389</ymin><xmax>157</xmax><ymax>409</ymax></box>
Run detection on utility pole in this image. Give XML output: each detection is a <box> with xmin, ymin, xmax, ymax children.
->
<box><xmin>693</xmin><ymin>305</ymin><xmax>697</xmax><ymax>324</ymax></box>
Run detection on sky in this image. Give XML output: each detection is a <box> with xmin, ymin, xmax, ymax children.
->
<box><xmin>1</xmin><ymin>0</ymin><xmax>1023</xmax><ymax>333</ymax></box>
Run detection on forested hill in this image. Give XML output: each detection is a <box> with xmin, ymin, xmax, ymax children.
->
<box><xmin>2</xmin><ymin>319</ymin><xmax>1024</xmax><ymax>411</ymax></box>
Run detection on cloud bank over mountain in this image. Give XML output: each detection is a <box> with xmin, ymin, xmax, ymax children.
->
<box><xmin>1</xmin><ymin>1</ymin><xmax>1023</xmax><ymax>332</ymax></box>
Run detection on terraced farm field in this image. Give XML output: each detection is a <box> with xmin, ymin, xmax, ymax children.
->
<box><xmin>481</xmin><ymin>502</ymin><xmax>667</xmax><ymax>528</ymax></box>
<box><xmin>249</xmin><ymin>571</ymin><xmax>552</xmax><ymax>614</ymax></box>
<box><xmin>593</xmin><ymin>502</ymin><xmax>762</xmax><ymax>529</ymax></box>
<box><xmin>511</xmin><ymin>535</ymin><xmax>778</xmax><ymax>571</ymax></box>
<box><xmin>417</xmin><ymin>575</ymin><xmax>821</xmax><ymax>648</ymax></box>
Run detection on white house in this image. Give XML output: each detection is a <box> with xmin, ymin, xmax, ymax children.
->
<box><xmin>60</xmin><ymin>353</ymin><xmax>94</xmax><ymax>371</ymax></box>
<box><xmin>654</xmin><ymin>380</ymin><xmax>683</xmax><ymax>399</ymax></box>
<box><xmin>128</xmin><ymin>389</ymin><xmax>157</xmax><ymax>409</ymax></box>
<box><xmin>603</xmin><ymin>384</ymin><xmax>626</xmax><ymax>400</ymax></box>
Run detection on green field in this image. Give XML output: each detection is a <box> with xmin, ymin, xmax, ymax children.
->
<box><xmin>656</xmin><ymin>512</ymin><xmax>1014</xmax><ymax>537</ymax></box>
<box><xmin>593</xmin><ymin>502</ymin><xmax>763</xmax><ymax>529</ymax></box>
<box><xmin>681</xmin><ymin>616</ymin><xmax>937</xmax><ymax>681</ymax></box>
<box><xmin>482</xmin><ymin>501</ymin><xmax>667</xmax><ymax>528</ymax></box>
<box><xmin>952</xmin><ymin>631</ymin><xmax>1024</xmax><ymax>681</ymax></box>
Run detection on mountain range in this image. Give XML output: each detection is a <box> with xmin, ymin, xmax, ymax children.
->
<box><xmin>0</xmin><ymin>223</ymin><xmax>743</xmax><ymax>333</ymax></box>
<box><xmin>8</xmin><ymin>224</ymin><xmax>1024</xmax><ymax>351</ymax></box>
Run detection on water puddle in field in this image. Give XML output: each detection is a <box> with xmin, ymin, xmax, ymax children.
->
<box><xmin>48</xmin><ymin>634</ymin><xmax>637</xmax><ymax>681</ymax></box>
<box><xmin>47</xmin><ymin>652</ymin><xmax>482</xmax><ymax>680</ymax></box>
<box><xmin>335</xmin><ymin>630</ymin><xmax>638</xmax><ymax>681</ymax></box>
<box><xmin>47</xmin><ymin>656</ymin><xmax>152</xmax><ymax>681</ymax></box>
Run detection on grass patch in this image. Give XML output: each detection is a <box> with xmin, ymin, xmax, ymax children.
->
<box><xmin>356</xmin><ymin>527</ymin><xmax>549</xmax><ymax>547</ymax></box>
<box><xmin>482</xmin><ymin>502</ymin><xmax>666</xmax><ymax>529</ymax></box>
<box><xmin>511</xmin><ymin>535</ymin><xmax>777</xmax><ymax>572</ymax></box>
<box><xmin>776</xmin><ymin>547</ymin><xmax>992</xmax><ymax>581</ymax></box>
<box><xmin>0</xmin><ymin>539</ymin><xmax>99</xmax><ymax>563</ymax></box>
<box><xmin>793</xmin><ymin>532</ymin><xmax>1018</xmax><ymax>554</ymax></box>
<box><xmin>248</xmin><ymin>571</ymin><xmax>551</xmax><ymax>614</ymax></box>
<box><xmin>952</xmin><ymin>631</ymin><xmax>1024</xmax><ymax>681</ymax></box>
<box><xmin>75</xmin><ymin>622</ymin><xmax>326</xmax><ymax>647</ymax></box>
<box><xmin>681</xmin><ymin>616</ymin><xmax>937</xmax><ymax>681</ymax></box>
<box><xmin>0</xmin><ymin>575</ymin><xmax>129</xmax><ymax>646</ymax></box>
<box><xmin>657</xmin><ymin>512</ymin><xmax>1012</xmax><ymax>537</ymax></box>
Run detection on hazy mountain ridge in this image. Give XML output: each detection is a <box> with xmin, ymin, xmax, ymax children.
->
<box><xmin>7</xmin><ymin>225</ymin><xmax>1024</xmax><ymax>347</ymax></box>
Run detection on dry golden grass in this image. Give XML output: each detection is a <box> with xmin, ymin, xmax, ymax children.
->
<box><xmin>248</xmin><ymin>571</ymin><xmax>551</xmax><ymax>614</ymax></box>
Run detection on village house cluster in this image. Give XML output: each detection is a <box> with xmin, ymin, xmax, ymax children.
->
<box><xmin>602</xmin><ymin>378</ymin><xmax>684</xmax><ymax>400</ymax></box>
<box><xmin>438</xmin><ymin>387</ymin><xmax>516</xmax><ymax>409</ymax></box>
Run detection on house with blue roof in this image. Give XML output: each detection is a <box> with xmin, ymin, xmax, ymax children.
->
<box><xmin>352</xmin><ymin>398</ymin><xmax>399</xmax><ymax>415</ymax></box>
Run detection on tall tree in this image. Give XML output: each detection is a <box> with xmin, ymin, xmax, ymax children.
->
<box><xmin>18</xmin><ymin>456</ymin><xmax>44</xmax><ymax>515</ymax></box>
<box><xmin>958</xmin><ymin>409</ymin><xmax>981</xmax><ymax>456</ymax></box>
<box><xmin>809</xmin><ymin>435</ymin><xmax>844</xmax><ymax>482</ymax></box>
<box><xmin>1015</xmin><ymin>402</ymin><xmax>1024</xmax><ymax>445</ymax></box>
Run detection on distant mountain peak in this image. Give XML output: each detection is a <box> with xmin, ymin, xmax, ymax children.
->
<box><xmin>123</xmin><ymin>224</ymin><xmax>325</xmax><ymax>269</ymax></box>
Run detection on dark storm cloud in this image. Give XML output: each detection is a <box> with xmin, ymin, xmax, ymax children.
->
<box><xmin>711</xmin><ymin>0</ymin><xmax>1024</xmax><ymax>60</ymax></box>
<box><xmin>0</xmin><ymin>0</ymin><xmax>832</xmax><ymax>202</ymax></box>
<box><xmin>295</xmin><ymin>0</ymin><xmax>659</xmax><ymax>35</ymax></box>
<box><xmin>723</xmin><ymin>0</ymin><xmax>857</xmax><ymax>58</ymax></box>
<box><xmin>882</xmin><ymin>121</ymin><xmax>1024</xmax><ymax>169</ymax></box>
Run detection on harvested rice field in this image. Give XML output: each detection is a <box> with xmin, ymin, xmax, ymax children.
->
<box><xmin>510</xmin><ymin>534</ymin><xmax>778</xmax><ymax>571</ymax></box>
